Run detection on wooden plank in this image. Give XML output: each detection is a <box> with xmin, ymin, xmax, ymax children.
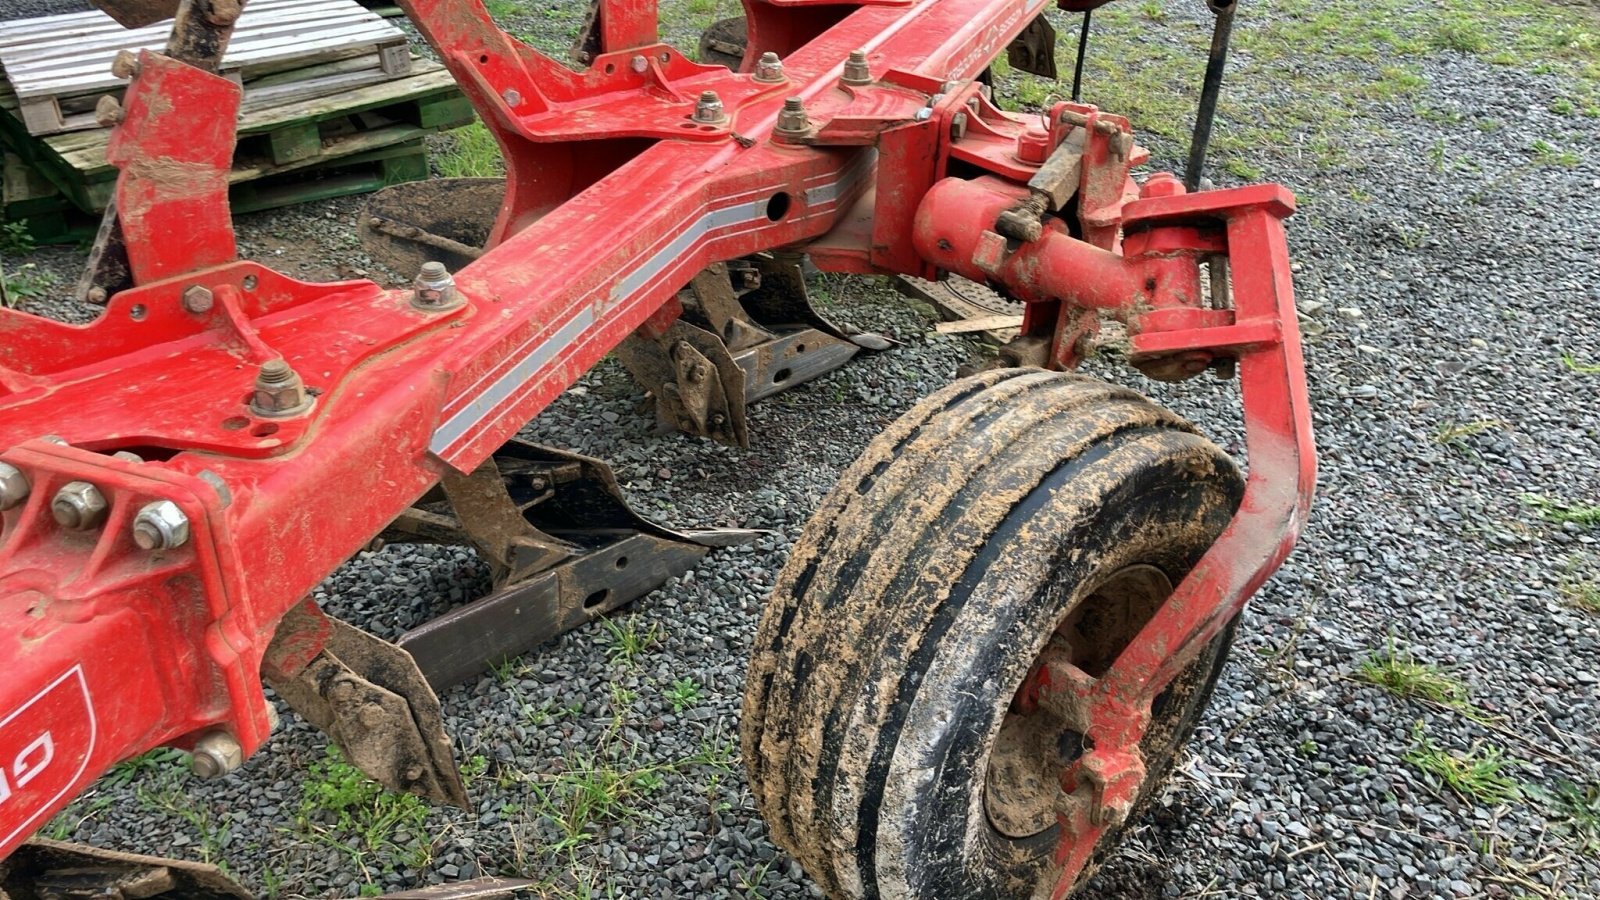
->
<box><xmin>0</xmin><ymin>0</ymin><xmax>407</xmax><ymax>111</ymax></box>
<box><xmin>268</xmin><ymin>121</ymin><xmax>321</xmax><ymax>164</ymax></box>
<box><xmin>35</xmin><ymin>66</ymin><xmax>455</xmax><ymax>177</ymax></box>
<box><xmin>13</xmin><ymin>22</ymin><xmax>405</xmax><ymax>98</ymax></box>
<box><xmin>934</xmin><ymin>314</ymin><xmax>1025</xmax><ymax>334</ymax></box>
<box><xmin>0</xmin><ymin>1</ymin><xmax>366</xmax><ymax>55</ymax></box>
<box><xmin>0</xmin><ymin>0</ymin><xmax>339</xmax><ymax>44</ymax></box>
<box><xmin>6</xmin><ymin>15</ymin><xmax>393</xmax><ymax>75</ymax></box>
<box><xmin>18</xmin><ymin>97</ymin><xmax>62</xmax><ymax>135</ymax></box>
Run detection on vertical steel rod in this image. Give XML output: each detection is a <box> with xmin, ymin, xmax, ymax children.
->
<box><xmin>1184</xmin><ymin>0</ymin><xmax>1237</xmax><ymax>191</ymax></box>
<box><xmin>1070</xmin><ymin>10</ymin><xmax>1091</xmax><ymax>102</ymax></box>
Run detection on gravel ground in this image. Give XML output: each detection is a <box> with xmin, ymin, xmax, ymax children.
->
<box><xmin>5</xmin><ymin>0</ymin><xmax>1600</xmax><ymax>898</ymax></box>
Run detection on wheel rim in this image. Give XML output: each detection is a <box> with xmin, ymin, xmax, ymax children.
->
<box><xmin>983</xmin><ymin>564</ymin><xmax>1172</xmax><ymax>840</ymax></box>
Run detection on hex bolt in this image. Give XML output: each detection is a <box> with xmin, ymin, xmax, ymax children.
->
<box><xmin>250</xmin><ymin>359</ymin><xmax>313</xmax><ymax>418</ymax></box>
<box><xmin>52</xmin><ymin>481</ymin><xmax>108</xmax><ymax>531</ymax></box>
<box><xmin>753</xmin><ymin>51</ymin><xmax>785</xmax><ymax>83</ymax></box>
<box><xmin>841</xmin><ymin>48</ymin><xmax>872</xmax><ymax>86</ymax></box>
<box><xmin>182</xmin><ymin>285</ymin><xmax>214</xmax><ymax>314</ymax></box>
<box><xmin>132</xmin><ymin>500</ymin><xmax>190</xmax><ymax>551</ymax></box>
<box><xmin>774</xmin><ymin>97</ymin><xmax>812</xmax><ymax>142</ymax></box>
<box><xmin>411</xmin><ymin>260</ymin><xmax>463</xmax><ymax>312</ymax></box>
<box><xmin>110</xmin><ymin>49</ymin><xmax>141</xmax><ymax>79</ymax></box>
<box><xmin>692</xmin><ymin>90</ymin><xmax>726</xmax><ymax>124</ymax></box>
<box><xmin>629</xmin><ymin>54</ymin><xmax>648</xmax><ymax>73</ymax></box>
<box><xmin>190</xmin><ymin>732</ymin><xmax>243</xmax><ymax>779</ymax></box>
<box><xmin>0</xmin><ymin>462</ymin><xmax>30</xmax><ymax>511</ymax></box>
<box><xmin>94</xmin><ymin>95</ymin><xmax>124</xmax><ymax>128</ymax></box>
<box><xmin>950</xmin><ymin>112</ymin><xmax>969</xmax><ymax>141</ymax></box>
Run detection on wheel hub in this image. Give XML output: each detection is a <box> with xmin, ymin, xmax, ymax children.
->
<box><xmin>983</xmin><ymin>565</ymin><xmax>1172</xmax><ymax>839</ymax></box>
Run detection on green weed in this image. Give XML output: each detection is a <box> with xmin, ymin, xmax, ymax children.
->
<box><xmin>1532</xmin><ymin>139</ymin><xmax>1581</xmax><ymax>168</ymax></box>
<box><xmin>1404</xmin><ymin>724</ymin><xmax>1521</xmax><ymax>806</ymax></box>
<box><xmin>1356</xmin><ymin>638</ymin><xmax>1470</xmax><ymax>708</ymax></box>
<box><xmin>1560</xmin><ymin>353</ymin><xmax>1600</xmax><ymax>375</ymax></box>
<box><xmin>1432</xmin><ymin>17</ymin><xmax>1490</xmax><ymax>54</ymax></box>
<box><xmin>665</xmin><ymin>677</ymin><xmax>702</xmax><ymax>712</ymax></box>
<box><xmin>1558</xmin><ymin>577</ymin><xmax>1600</xmax><ymax>613</ymax></box>
<box><xmin>1523</xmin><ymin>494</ymin><xmax>1600</xmax><ymax>528</ymax></box>
<box><xmin>296</xmin><ymin>747</ymin><xmax>432</xmax><ymax>869</ymax></box>
<box><xmin>434</xmin><ymin>121</ymin><xmax>505</xmax><ymax>178</ymax></box>
<box><xmin>602</xmin><ymin>615</ymin><xmax>662</xmax><ymax>666</ymax></box>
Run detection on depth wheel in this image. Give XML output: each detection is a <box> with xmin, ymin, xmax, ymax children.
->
<box><xmin>742</xmin><ymin>369</ymin><xmax>1244</xmax><ymax>899</ymax></box>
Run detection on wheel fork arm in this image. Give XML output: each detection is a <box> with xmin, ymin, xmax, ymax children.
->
<box><xmin>914</xmin><ymin>172</ymin><xmax>1315</xmax><ymax>896</ymax></box>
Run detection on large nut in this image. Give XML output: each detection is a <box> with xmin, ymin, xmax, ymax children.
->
<box><xmin>250</xmin><ymin>359</ymin><xmax>312</xmax><ymax>418</ymax></box>
<box><xmin>411</xmin><ymin>261</ymin><xmax>462</xmax><ymax>311</ymax></box>
<box><xmin>692</xmin><ymin>90</ymin><xmax>726</xmax><ymax>124</ymax></box>
<box><xmin>52</xmin><ymin>482</ymin><xmax>108</xmax><ymax>530</ymax></box>
<box><xmin>190</xmin><ymin>732</ymin><xmax>243</xmax><ymax>779</ymax></box>
<box><xmin>753</xmin><ymin>52</ymin><xmax>785</xmax><ymax>83</ymax></box>
<box><xmin>133</xmin><ymin>499</ymin><xmax>190</xmax><ymax>550</ymax></box>
<box><xmin>0</xmin><ymin>462</ymin><xmax>29</xmax><ymax>511</ymax></box>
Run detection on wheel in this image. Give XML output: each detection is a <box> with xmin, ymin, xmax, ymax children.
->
<box><xmin>741</xmin><ymin>369</ymin><xmax>1244</xmax><ymax>900</ymax></box>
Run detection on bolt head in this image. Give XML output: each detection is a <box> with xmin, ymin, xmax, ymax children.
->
<box><xmin>110</xmin><ymin>49</ymin><xmax>141</xmax><ymax>79</ymax></box>
<box><xmin>94</xmin><ymin>95</ymin><xmax>124</xmax><ymax>128</ymax></box>
<box><xmin>251</xmin><ymin>361</ymin><xmax>312</xmax><ymax>417</ymax></box>
<box><xmin>182</xmin><ymin>284</ymin><xmax>214</xmax><ymax>314</ymax></box>
<box><xmin>692</xmin><ymin>90</ymin><xmax>726</xmax><ymax>124</ymax></box>
<box><xmin>133</xmin><ymin>499</ymin><xmax>190</xmax><ymax>550</ymax></box>
<box><xmin>191</xmin><ymin>732</ymin><xmax>243</xmax><ymax>779</ymax></box>
<box><xmin>753</xmin><ymin>51</ymin><xmax>785</xmax><ymax>82</ymax></box>
<box><xmin>412</xmin><ymin>261</ymin><xmax>461</xmax><ymax>311</ymax></box>
<box><xmin>842</xmin><ymin>48</ymin><xmax>872</xmax><ymax>85</ymax></box>
<box><xmin>0</xmin><ymin>462</ymin><xmax>29</xmax><ymax>511</ymax></box>
<box><xmin>52</xmin><ymin>481</ymin><xmax>108</xmax><ymax>531</ymax></box>
<box><xmin>629</xmin><ymin>54</ymin><xmax>648</xmax><ymax>73</ymax></box>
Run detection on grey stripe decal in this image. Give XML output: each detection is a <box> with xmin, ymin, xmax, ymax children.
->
<box><xmin>429</xmin><ymin>303</ymin><xmax>597</xmax><ymax>454</ymax></box>
<box><xmin>429</xmin><ymin>158</ymin><xmax>871</xmax><ymax>457</ymax></box>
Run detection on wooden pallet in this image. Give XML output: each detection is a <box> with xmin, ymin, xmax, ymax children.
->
<box><xmin>0</xmin><ymin>0</ymin><xmax>410</xmax><ymax>135</ymax></box>
<box><xmin>3</xmin><ymin>139</ymin><xmax>432</xmax><ymax>244</ymax></box>
<box><xmin>0</xmin><ymin>57</ymin><xmax>470</xmax><ymax>215</ymax></box>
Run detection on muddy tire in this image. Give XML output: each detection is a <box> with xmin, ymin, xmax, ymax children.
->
<box><xmin>741</xmin><ymin>369</ymin><xmax>1244</xmax><ymax>900</ymax></box>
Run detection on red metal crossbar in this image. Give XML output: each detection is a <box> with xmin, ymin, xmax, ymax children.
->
<box><xmin>0</xmin><ymin>0</ymin><xmax>1313</xmax><ymax>888</ymax></box>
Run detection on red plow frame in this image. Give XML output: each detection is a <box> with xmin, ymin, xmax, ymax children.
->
<box><xmin>0</xmin><ymin>0</ymin><xmax>1314</xmax><ymax>894</ymax></box>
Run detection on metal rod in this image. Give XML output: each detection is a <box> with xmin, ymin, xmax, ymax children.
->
<box><xmin>1184</xmin><ymin>0</ymin><xmax>1237</xmax><ymax>191</ymax></box>
<box><xmin>1070</xmin><ymin>10</ymin><xmax>1091</xmax><ymax>102</ymax></box>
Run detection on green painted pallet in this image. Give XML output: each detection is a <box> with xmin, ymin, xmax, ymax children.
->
<box><xmin>3</xmin><ymin>138</ymin><xmax>432</xmax><ymax>245</ymax></box>
<box><xmin>0</xmin><ymin>56</ymin><xmax>470</xmax><ymax>217</ymax></box>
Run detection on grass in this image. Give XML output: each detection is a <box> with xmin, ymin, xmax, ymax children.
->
<box><xmin>1522</xmin><ymin>494</ymin><xmax>1600</xmax><ymax>529</ymax></box>
<box><xmin>295</xmin><ymin>746</ymin><xmax>433</xmax><ymax>883</ymax></box>
<box><xmin>1432</xmin><ymin>16</ymin><xmax>1491</xmax><ymax>54</ymax></box>
<box><xmin>1546</xmin><ymin>780</ymin><xmax>1600</xmax><ymax>854</ymax></box>
<box><xmin>1558</xmin><ymin>576</ymin><xmax>1600</xmax><ymax>613</ymax></box>
<box><xmin>525</xmin><ymin>686</ymin><xmax>733</xmax><ymax>855</ymax></box>
<box><xmin>434</xmin><ymin>121</ymin><xmax>505</xmax><ymax>178</ymax></box>
<box><xmin>1531</xmin><ymin>139</ymin><xmax>1582</xmax><ymax>168</ymax></box>
<box><xmin>602</xmin><ymin>615</ymin><xmax>662</xmax><ymax>666</ymax></box>
<box><xmin>1560</xmin><ymin>353</ymin><xmax>1600</xmax><ymax>375</ymax></box>
<box><xmin>1356</xmin><ymin>637</ymin><xmax>1471</xmax><ymax>708</ymax></box>
<box><xmin>0</xmin><ymin>262</ymin><xmax>57</xmax><ymax>307</ymax></box>
<box><xmin>665</xmin><ymin>677</ymin><xmax>702</xmax><ymax>712</ymax></box>
<box><xmin>1405</xmin><ymin>723</ymin><xmax>1521</xmax><ymax>806</ymax></box>
<box><xmin>1433</xmin><ymin>418</ymin><xmax>1506</xmax><ymax>455</ymax></box>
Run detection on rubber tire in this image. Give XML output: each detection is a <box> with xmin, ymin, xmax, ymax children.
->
<box><xmin>741</xmin><ymin>369</ymin><xmax>1245</xmax><ymax>900</ymax></box>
